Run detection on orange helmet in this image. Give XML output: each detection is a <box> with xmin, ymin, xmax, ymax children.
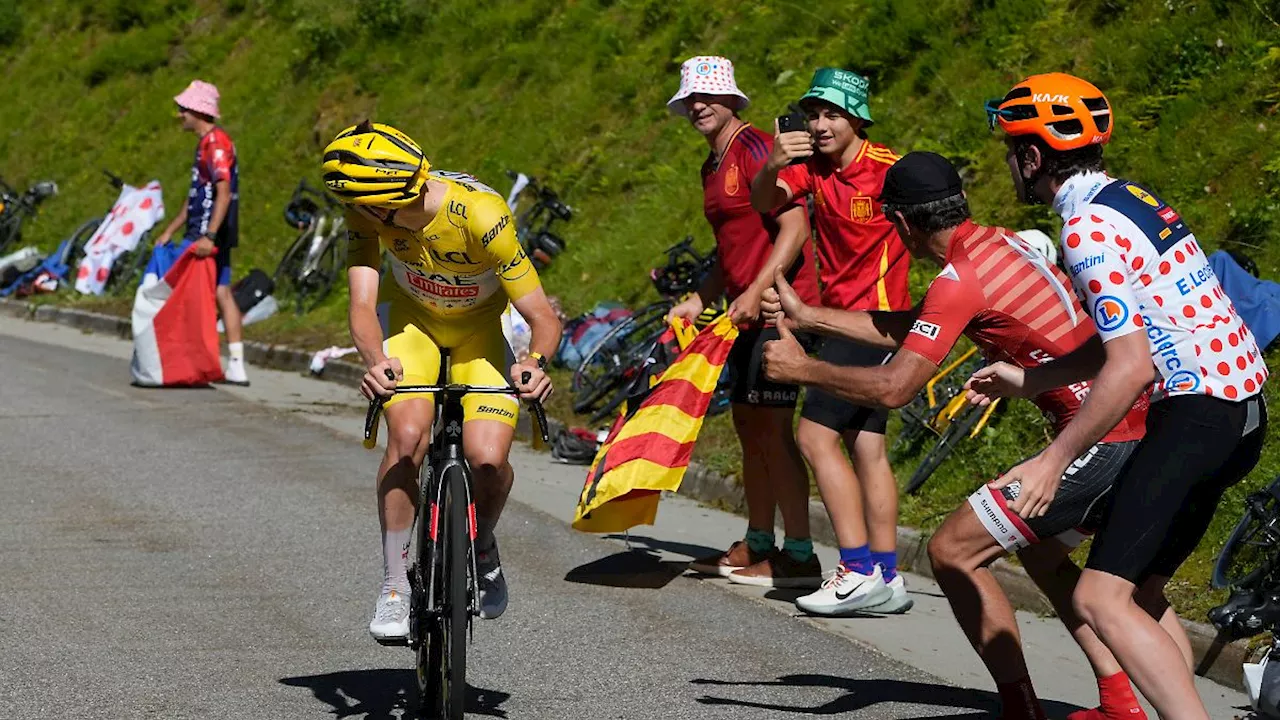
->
<box><xmin>985</xmin><ymin>73</ymin><xmax>1112</xmax><ymax>151</ymax></box>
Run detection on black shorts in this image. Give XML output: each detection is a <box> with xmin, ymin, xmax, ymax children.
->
<box><xmin>1086</xmin><ymin>393</ymin><xmax>1267</xmax><ymax>583</ymax></box>
<box><xmin>800</xmin><ymin>337</ymin><xmax>892</xmax><ymax>434</ymax></box>
<box><xmin>727</xmin><ymin>326</ymin><xmax>806</xmax><ymax>408</ymax></box>
<box><xmin>968</xmin><ymin>440</ymin><xmax>1140</xmax><ymax>552</ymax></box>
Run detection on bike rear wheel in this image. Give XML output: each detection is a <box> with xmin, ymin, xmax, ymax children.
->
<box><xmin>273</xmin><ymin>231</ymin><xmax>311</xmax><ymax>315</ymax></box>
<box><xmin>1213</xmin><ymin>477</ymin><xmax>1280</xmax><ymax>589</ymax></box>
<box><xmin>419</xmin><ymin>465</ymin><xmax>469</xmax><ymax>720</ymax></box>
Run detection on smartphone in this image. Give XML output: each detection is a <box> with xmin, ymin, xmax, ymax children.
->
<box><xmin>776</xmin><ymin>104</ymin><xmax>810</xmax><ymax>165</ymax></box>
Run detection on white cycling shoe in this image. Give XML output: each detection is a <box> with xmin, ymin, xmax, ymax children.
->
<box><xmin>795</xmin><ymin>563</ymin><xmax>893</xmax><ymax>616</ymax></box>
<box><xmin>369</xmin><ymin>588</ymin><xmax>411</xmax><ymax>642</ymax></box>
<box><xmin>477</xmin><ymin>540</ymin><xmax>508</xmax><ymax>620</ymax></box>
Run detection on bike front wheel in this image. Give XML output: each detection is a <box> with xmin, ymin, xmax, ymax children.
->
<box><xmin>1213</xmin><ymin>476</ymin><xmax>1280</xmax><ymax>590</ymax></box>
<box><xmin>419</xmin><ymin>464</ymin><xmax>469</xmax><ymax>720</ymax></box>
<box><xmin>905</xmin><ymin>402</ymin><xmax>986</xmax><ymax>495</ymax></box>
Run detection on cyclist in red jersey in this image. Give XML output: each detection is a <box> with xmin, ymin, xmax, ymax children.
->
<box><xmin>664</xmin><ymin>56</ymin><xmax>825</xmax><ymax>587</ymax></box>
<box><xmin>749</xmin><ymin>67</ymin><xmax>912</xmax><ymax>614</ymax></box>
<box><xmin>970</xmin><ymin>74</ymin><xmax>1267</xmax><ymax>720</ymax></box>
<box><xmin>761</xmin><ymin>152</ymin><xmax>1170</xmax><ymax>720</ymax></box>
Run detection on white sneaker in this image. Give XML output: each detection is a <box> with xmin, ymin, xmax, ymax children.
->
<box><xmin>477</xmin><ymin>540</ymin><xmax>508</xmax><ymax>620</ymax></box>
<box><xmin>369</xmin><ymin>588</ymin><xmax>410</xmax><ymax>641</ymax></box>
<box><xmin>223</xmin><ymin>358</ymin><xmax>250</xmax><ymax>386</ymax></box>
<box><xmin>794</xmin><ymin>563</ymin><xmax>893</xmax><ymax>616</ymax></box>
<box><xmin>864</xmin><ymin>573</ymin><xmax>913</xmax><ymax>614</ymax></box>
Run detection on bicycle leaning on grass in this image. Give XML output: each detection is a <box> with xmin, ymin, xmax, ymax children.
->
<box><xmin>0</xmin><ymin>174</ymin><xmax>57</xmax><ymax>256</ymax></box>
<box><xmin>363</xmin><ymin>353</ymin><xmax>548</xmax><ymax>720</ymax></box>
<box><xmin>892</xmin><ymin>345</ymin><xmax>1003</xmax><ymax>495</ymax></box>
<box><xmin>275</xmin><ymin>179</ymin><xmax>348</xmax><ymax>315</ymax></box>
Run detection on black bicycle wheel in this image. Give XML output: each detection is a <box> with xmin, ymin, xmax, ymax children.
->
<box><xmin>62</xmin><ymin>216</ymin><xmax>103</xmax><ymax>271</ymax></box>
<box><xmin>890</xmin><ymin>394</ymin><xmax>933</xmax><ymax>462</ymax></box>
<box><xmin>419</xmin><ymin>465</ymin><xmax>468</xmax><ymax>720</ymax></box>
<box><xmin>299</xmin><ymin>232</ymin><xmax>344</xmax><ymax>314</ymax></box>
<box><xmin>1213</xmin><ymin>477</ymin><xmax>1280</xmax><ymax>589</ymax></box>
<box><xmin>905</xmin><ymin>403</ymin><xmax>986</xmax><ymax>495</ymax></box>
<box><xmin>273</xmin><ymin>231</ymin><xmax>310</xmax><ymax>314</ymax></box>
<box><xmin>571</xmin><ymin>302</ymin><xmax>672</xmax><ymax>414</ymax></box>
<box><xmin>107</xmin><ymin>240</ymin><xmax>151</xmax><ymax>294</ymax></box>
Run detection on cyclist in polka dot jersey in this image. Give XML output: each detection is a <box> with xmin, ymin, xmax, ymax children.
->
<box><xmin>972</xmin><ymin>73</ymin><xmax>1268</xmax><ymax>720</ymax></box>
<box><xmin>1059</xmin><ymin>189</ymin><xmax>1267</xmax><ymax>400</ymax></box>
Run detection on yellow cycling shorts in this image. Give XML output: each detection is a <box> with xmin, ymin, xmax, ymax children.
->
<box><xmin>379</xmin><ymin>299</ymin><xmax>519</xmax><ymax>428</ymax></box>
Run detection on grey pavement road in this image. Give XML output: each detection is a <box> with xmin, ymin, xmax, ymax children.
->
<box><xmin>0</xmin><ymin>329</ymin><xmax>991</xmax><ymax>720</ymax></box>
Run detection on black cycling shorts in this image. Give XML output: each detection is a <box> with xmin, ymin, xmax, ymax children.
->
<box><xmin>1086</xmin><ymin>393</ymin><xmax>1267</xmax><ymax>583</ymax></box>
<box><xmin>968</xmin><ymin>440</ymin><xmax>1140</xmax><ymax>552</ymax></box>
<box><xmin>727</xmin><ymin>326</ymin><xmax>811</xmax><ymax>408</ymax></box>
<box><xmin>800</xmin><ymin>337</ymin><xmax>892</xmax><ymax>434</ymax></box>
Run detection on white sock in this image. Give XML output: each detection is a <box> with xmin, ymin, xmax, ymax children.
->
<box><xmin>382</xmin><ymin>527</ymin><xmax>412</xmax><ymax>595</ymax></box>
<box><xmin>229</xmin><ymin>342</ymin><xmax>244</xmax><ymax>363</ymax></box>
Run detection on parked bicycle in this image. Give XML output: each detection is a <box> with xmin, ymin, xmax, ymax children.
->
<box><xmin>362</xmin><ymin>356</ymin><xmax>548</xmax><ymax>720</ymax></box>
<box><xmin>0</xmin><ymin>175</ymin><xmax>58</xmax><ymax>256</ymax></box>
<box><xmin>893</xmin><ymin>345</ymin><xmax>1003</xmax><ymax>495</ymax></box>
<box><xmin>275</xmin><ymin>179</ymin><xmax>347</xmax><ymax>314</ymax></box>
<box><xmin>65</xmin><ymin>170</ymin><xmax>154</xmax><ymax>295</ymax></box>
<box><xmin>506</xmin><ymin>171</ymin><xmax>572</xmax><ymax>270</ymax></box>
<box><xmin>571</xmin><ymin>237</ymin><xmax>726</xmax><ymax>423</ymax></box>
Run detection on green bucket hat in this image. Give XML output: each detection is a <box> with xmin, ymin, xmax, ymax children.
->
<box><xmin>800</xmin><ymin>67</ymin><xmax>874</xmax><ymax>126</ymax></box>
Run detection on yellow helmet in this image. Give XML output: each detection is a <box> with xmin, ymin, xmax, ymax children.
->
<box><xmin>321</xmin><ymin>120</ymin><xmax>430</xmax><ymax>207</ymax></box>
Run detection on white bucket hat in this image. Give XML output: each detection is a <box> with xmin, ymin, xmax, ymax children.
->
<box><xmin>667</xmin><ymin>56</ymin><xmax>750</xmax><ymax>116</ymax></box>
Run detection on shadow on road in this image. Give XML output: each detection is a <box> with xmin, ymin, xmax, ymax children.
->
<box><xmin>280</xmin><ymin>668</ymin><xmax>510</xmax><ymax>718</ymax></box>
<box><xmin>690</xmin><ymin>673</ymin><xmax>1084</xmax><ymax>718</ymax></box>
<box><xmin>565</xmin><ymin>548</ymin><xmax>688</xmax><ymax>589</ymax></box>
<box><xmin>603</xmin><ymin>533</ymin><xmax>720</xmax><ymax>559</ymax></box>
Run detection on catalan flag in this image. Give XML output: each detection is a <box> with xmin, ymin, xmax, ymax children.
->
<box><xmin>572</xmin><ymin>314</ymin><xmax>739</xmax><ymax>533</ymax></box>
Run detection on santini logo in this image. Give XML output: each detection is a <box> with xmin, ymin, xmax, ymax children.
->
<box><xmin>910</xmin><ymin>320</ymin><xmax>940</xmax><ymax>340</ymax></box>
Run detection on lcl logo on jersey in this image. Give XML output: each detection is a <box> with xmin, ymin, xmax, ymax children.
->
<box><xmin>1094</xmin><ymin>295</ymin><xmax>1130</xmax><ymax>332</ymax></box>
<box><xmin>1126</xmin><ymin>185</ymin><xmax>1160</xmax><ymax>208</ymax></box>
<box><xmin>1165</xmin><ymin>369</ymin><xmax>1201</xmax><ymax>393</ymax></box>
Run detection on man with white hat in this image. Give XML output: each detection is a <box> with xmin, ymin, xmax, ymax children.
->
<box><xmin>666</xmin><ymin>56</ymin><xmax>824</xmax><ymax>589</ymax></box>
<box><xmin>154</xmin><ymin>79</ymin><xmax>249</xmax><ymax>385</ymax></box>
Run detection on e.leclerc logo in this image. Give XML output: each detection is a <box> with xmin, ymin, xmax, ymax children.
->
<box><xmin>1093</xmin><ymin>295</ymin><xmax>1129</xmax><ymax>332</ymax></box>
<box><xmin>1165</xmin><ymin>369</ymin><xmax>1201</xmax><ymax>393</ymax></box>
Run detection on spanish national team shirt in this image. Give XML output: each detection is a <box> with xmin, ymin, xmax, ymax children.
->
<box><xmin>186</xmin><ymin>126</ymin><xmax>239</xmax><ymax>248</ymax></box>
<box><xmin>1054</xmin><ymin>172</ymin><xmax>1268</xmax><ymax>402</ymax></box>
<box><xmin>777</xmin><ymin>140</ymin><xmax>910</xmax><ymax>312</ymax></box>
<box><xmin>900</xmin><ymin>220</ymin><xmax>1146</xmax><ymax>442</ymax></box>
<box><xmin>701</xmin><ymin>123</ymin><xmax>820</xmax><ymax>310</ymax></box>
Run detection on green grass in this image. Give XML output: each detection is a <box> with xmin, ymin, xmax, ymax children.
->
<box><xmin>3</xmin><ymin>0</ymin><xmax>1280</xmax><ymax>621</ymax></box>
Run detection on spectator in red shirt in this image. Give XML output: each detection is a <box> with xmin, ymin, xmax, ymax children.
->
<box><xmin>664</xmin><ymin>56</ymin><xmax>825</xmax><ymax>587</ymax></box>
<box><xmin>750</xmin><ymin>68</ymin><xmax>912</xmax><ymax>615</ymax></box>
<box><xmin>154</xmin><ymin>80</ymin><xmax>248</xmax><ymax>385</ymax></box>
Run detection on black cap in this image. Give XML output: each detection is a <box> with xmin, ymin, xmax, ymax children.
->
<box><xmin>879</xmin><ymin>151</ymin><xmax>963</xmax><ymax>205</ymax></box>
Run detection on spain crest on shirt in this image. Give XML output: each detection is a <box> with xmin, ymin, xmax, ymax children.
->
<box><xmin>723</xmin><ymin>164</ymin><xmax>740</xmax><ymax>196</ymax></box>
<box><xmin>851</xmin><ymin>195</ymin><xmax>874</xmax><ymax>222</ymax></box>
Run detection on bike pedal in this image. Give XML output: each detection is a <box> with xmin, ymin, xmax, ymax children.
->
<box><xmin>373</xmin><ymin>635</ymin><xmax>410</xmax><ymax>647</ymax></box>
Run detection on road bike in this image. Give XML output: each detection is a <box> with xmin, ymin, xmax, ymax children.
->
<box><xmin>894</xmin><ymin>346</ymin><xmax>1003</xmax><ymax>495</ymax></box>
<box><xmin>363</xmin><ymin>356</ymin><xmax>548</xmax><ymax>720</ymax></box>
<box><xmin>0</xmin><ymin>175</ymin><xmax>57</xmax><ymax>256</ymax></box>
<box><xmin>506</xmin><ymin>171</ymin><xmax>572</xmax><ymax>270</ymax></box>
<box><xmin>275</xmin><ymin>179</ymin><xmax>347</xmax><ymax>314</ymax></box>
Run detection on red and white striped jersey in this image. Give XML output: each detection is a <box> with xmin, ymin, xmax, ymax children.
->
<box><xmin>901</xmin><ymin>220</ymin><xmax>1147</xmax><ymax>442</ymax></box>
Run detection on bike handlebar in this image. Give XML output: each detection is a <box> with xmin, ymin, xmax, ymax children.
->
<box><xmin>362</xmin><ymin>376</ymin><xmax>550</xmax><ymax>450</ymax></box>
<box><xmin>102</xmin><ymin>169</ymin><xmax>125</xmax><ymax>190</ymax></box>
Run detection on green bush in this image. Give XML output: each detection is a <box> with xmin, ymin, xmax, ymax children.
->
<box><xmin>83</xmin><ymin>24</ymin><xmax>173</xmax><ymax>87</ymax></box>
<box><xmin>356</xmin><ymin>0</ymin><xmax>405</xmax><ymax>35</ymax></box>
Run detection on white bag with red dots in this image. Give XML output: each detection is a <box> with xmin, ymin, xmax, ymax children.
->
<box><xmin>75</xmin><ymin>181</ymin><xmax>165</xmax><ymax>296</ymax></box>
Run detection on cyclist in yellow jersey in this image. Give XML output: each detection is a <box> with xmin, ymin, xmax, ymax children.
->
<box><xmin>322</xmin><ymin>121</ymin><xmax>563</xmax><ymax>641</ymax></box>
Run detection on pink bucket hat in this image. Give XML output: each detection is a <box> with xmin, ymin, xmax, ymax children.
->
<box><xmin>174</xmin><ymin>80</ymin><xmax>221</xmax><ymax>119</ymax></box>
<box><xmin>667</xmin><ymin>56</ymin><xmax>750</xmax><ymax>116</ymax></box>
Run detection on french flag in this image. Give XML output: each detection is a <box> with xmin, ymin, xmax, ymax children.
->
<box><xmin>130</xmin><ymin>244</ymin><xmax>224</xmax><ymax>387</ymax></box>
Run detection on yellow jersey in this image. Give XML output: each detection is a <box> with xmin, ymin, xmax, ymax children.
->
<box><xmin>345</xmin><ymin>170</ymin><xmax>542</xmax><ymax>320</ymax></box>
